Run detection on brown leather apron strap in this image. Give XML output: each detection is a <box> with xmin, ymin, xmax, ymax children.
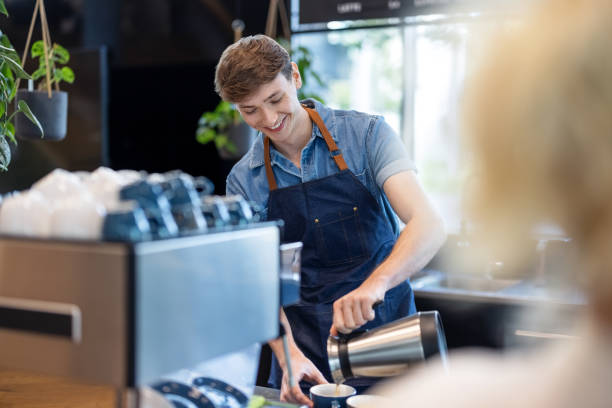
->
<box><xmin>263</xmin><ymin>105</ymin><xmax>348</xmax><ymax>191</ymax></box>
<box><xmin>303</xmin><ymin>106</ymin><xmax>348</xmax><ymax>171</ymax></box>
<box><xmin>264</xmin><ymin>136</ymin><xmax>278</xmax><ymax>191</ymax></box>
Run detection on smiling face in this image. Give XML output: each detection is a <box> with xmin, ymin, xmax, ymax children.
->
<box><xmin>236</xmin><ymin>63</ymin><xmax>309</xmax><ymax>146</ymax></box>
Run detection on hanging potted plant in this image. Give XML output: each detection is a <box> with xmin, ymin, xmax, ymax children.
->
<box><xmin>0</xmin><ymin>0</ymin><xmax>43</xmax><ymax>170</ymax></box>
<box><xmin>14</xmin><ymin>0</ymin><xmax>74</xmax><ymax>141</ymax></box>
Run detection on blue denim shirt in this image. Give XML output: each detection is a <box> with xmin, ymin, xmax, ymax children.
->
<box><xmin>226</xmin><ymin>99</ymin><xmax>415</xmax><ymax>235</ymax></box>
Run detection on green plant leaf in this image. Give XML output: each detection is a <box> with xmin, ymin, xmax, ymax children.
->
<box><xmin>198</xmin><ymin>114</ymin><xmax>208</xmax><ymax>126</ymax></box>
<box><xmin>52</xmin><ymin>44</ymin><xmax>70</xmax><ymax>64</ymax></box>
<box><xmin>31</xmin><ymin>65</ymin><xmax>46</xmax><ymax>81</ymax></box>
<box><xmin>5</xmin><ymin>121</ymin><xmax>15</xmax><ymax>143</ymax></box>
<box><xmin>0</xmin><ymin>70</ymin><xmax>8</xmax><ymax>98</ymax></box>
<box><xmin>60</xmin><ymin>66</ymin><xmax>74</xmax><ymax>83</ymax></box>
<box><xmin>0</xmin><ymin>0</ymin><xmax>8</xmax><ymax>17</ymax></box>
<box><xmin>196</xmin><ymin>128</ymin><xmax>216</xmax><ymax>145</ymax></box>
<box><xmin>0</xmin><ymin>134</ymin><xmax>11</xmax><ymax>171</ymax></box>
<box><xmin>215</xmin><ymin>100</ymin><xmax>232</xmax><ymax>114</ymax></box>
<box><xmin>0</xmin><ymin>44</ymin><xmax>16</xmax><ymax>55</ymax></box>
<box><xmin>16</xmin><ymin>100</ymin><xmax>43</xmax><ymax>138</ymax></box>
<box><xmin>2</xmin><ymin>59</ymin><xmax>14</xmax><ymax>78</ymax></box>
<box><xmin>0</xmin><ymin>63</ymin><xmax>16</xmax><ymax>100</ymax></box>
<box><xmin>0</xmin><ymin>34</ymin><xmax>13</xmax><ymax>49</ymax></box>
<box><xmin>0</xmin><ymin>100</ymin><xmax>5</xmax><ymax>117</ymax></box>
<box><xmin>195</xmin><ymin>100</ymin><xmax>245</xmax><ymax>147</ymax></box>
<box><xmin>224</xmin><ymin>140</ymin><xmax>238</xmax><ymax>154</ymax></box>
<box><xmin>2</xmin><ymin>55</ymin><xmax>31</xmax><ymax>79</ymax></box>
<box><xmin>31</xmin><ymin>40</ymin><xmax>45</xmax><ymax>58</ymax></box>
<box><xmin>214</xmin><ymin>134</ymin><xmax>229</xmax><ymax>149</ymax></box>
<box><xmin>213</xmin><ymin>134</ymin><xmax>238</xmax><ymax>154</ymax></box>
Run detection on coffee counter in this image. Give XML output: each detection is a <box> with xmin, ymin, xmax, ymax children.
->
<box><xmin>412</xmin><ymin>269</ymin><xmax>586</xmax><ymax>349</ymax></box>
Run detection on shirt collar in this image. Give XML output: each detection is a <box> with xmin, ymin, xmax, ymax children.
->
<box><xmin>248</xmin><ymin>99</ymin><xmax>336</xmax><ymax>169</ymax></box>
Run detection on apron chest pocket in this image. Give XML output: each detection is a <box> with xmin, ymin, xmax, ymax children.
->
<box><xmin>314</xmin><ymin>206</ymin><xmax>368</xmax><ymax>267</ymax></box>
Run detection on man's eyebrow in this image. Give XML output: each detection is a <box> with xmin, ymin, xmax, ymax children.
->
<box><xmin>239</xmin><ymin>92</ymin><xmax>281</xmax><ymax>109</ymax></box>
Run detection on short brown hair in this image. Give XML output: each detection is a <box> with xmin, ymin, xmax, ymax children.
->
<box><xmin>215</xmin><ymin>35</ymin><xmax>293</xmax><ymax>102</ymax></box>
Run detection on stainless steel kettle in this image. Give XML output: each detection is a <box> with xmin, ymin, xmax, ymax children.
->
<box><xmin>327</xmin><ymin>311</ymin><xmax>448</xmax><ymax>383</ymax></box>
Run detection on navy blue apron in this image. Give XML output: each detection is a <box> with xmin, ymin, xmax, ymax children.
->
<box><xmin>266</xmin><ymin>105</ymin><xmax>416</xmax><ymax>392</ymax></box>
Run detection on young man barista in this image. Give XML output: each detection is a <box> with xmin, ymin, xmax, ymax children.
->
<box><xmin>217</xmin><ymin>35</ymin><xmax>445</xmax><ymax>406</ymax></box>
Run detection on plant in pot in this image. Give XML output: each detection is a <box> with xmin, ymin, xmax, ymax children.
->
<box><xmin>0</xmin><ymin>0</ymin><xmax>43</xmax><ymax>171</ymax></box>
<box><xmin>195</xmin><ymin>100</ymin><xmax>255</xmax><ymax>160</ymax></box>
<box><xmin>14</xmin><ymin>0</ymin><xmax>74</xmax><ymax>141</ymax></box>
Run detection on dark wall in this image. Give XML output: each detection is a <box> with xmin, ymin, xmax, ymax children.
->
<box><xmin>108</xmin><ymin>62</ymin><xmax>235</xmax><ymax>193</ymax></box>
<box><xmin>1</xmin><ymin>0</ymin><xmax>288</xmax><ymax>193</ymax></box>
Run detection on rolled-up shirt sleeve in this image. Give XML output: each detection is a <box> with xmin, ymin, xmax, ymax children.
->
<box><xmin>366</xmin><ymin>116</ymin><xmax>416</xmax><ymax>189</ymax></box>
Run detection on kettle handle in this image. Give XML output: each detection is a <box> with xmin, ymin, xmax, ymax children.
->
<box><xmin>335</xmin><ymin>299</ymin><xmax>384</xmax><ymax>341</ymax></box>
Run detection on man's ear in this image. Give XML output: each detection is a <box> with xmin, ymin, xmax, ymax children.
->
<box><xmin>291</xmin><ymin>61</ymin><xmax>303</xmax><ymax>90</ymax></box>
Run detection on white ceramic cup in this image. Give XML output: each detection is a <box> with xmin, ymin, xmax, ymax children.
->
<box><xmin>347</xmin><ymin>395</ymin><xmax>392</xmax><ymax>408</ymax></box>
<box><xmin>0</xmin><ymin>190</ymin><xmax>52</xmax><ymax>237</ymax></box>
<box><xmin>85</xmin><ymin>167</ymin><xmax>125</xmax><ymax>210</ymax></box>
<box><xmin>50</xmin><ymin>192</ymin><xmax>106</xmax><ymax>240</ymax></box>
<box><xmin>116</xmin><ymin>169</ymin><xmax>145</xmax><ymax>186</ymax></box>
<box><xmin>32</xmin><ymin>168</ymin><xmax>85</xmax><ymax>201</ymax></box>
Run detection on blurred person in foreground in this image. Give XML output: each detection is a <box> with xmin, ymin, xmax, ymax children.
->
<box><xmin>374</xmin><ymin>0</ymin><xmax>612</xmax><ymax>407</ymax></box>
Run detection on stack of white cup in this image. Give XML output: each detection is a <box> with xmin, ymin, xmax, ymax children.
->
<box><xmin>0</xmin><ymin>167</ymin><xmax>145</xmax><ymax>240</ymax></box>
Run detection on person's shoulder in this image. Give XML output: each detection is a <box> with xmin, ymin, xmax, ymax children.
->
<box><xmin>307</xmin><ymin>99</ymin><xmax>378</xmax><ymax>143</ymax></box>
<box><xmin>320</xmin><ymin>101</ymin><xmax>377</xmax><ymax>123</ymax></box>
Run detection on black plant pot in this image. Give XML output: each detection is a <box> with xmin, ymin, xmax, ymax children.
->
<box><xmin>218</xmin><ymin>122</ymin><xmax>256</xmax><ymax>160</ymax></box>
<box><xmin>15</xmin><ymin>89</ymin><xmax>68</xmax><ymax>141</ymax></box>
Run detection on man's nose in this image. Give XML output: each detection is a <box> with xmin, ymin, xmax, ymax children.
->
<box><xmin>261</xmin><ymin>108</ymin><xmax>277</xmax><ymax>127</ymax></box>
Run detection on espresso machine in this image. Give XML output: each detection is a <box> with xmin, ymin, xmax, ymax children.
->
<box><xmin>0</xmin><ymin>222</ymin><xmax>282</xmax><ymax>406</ymax></box>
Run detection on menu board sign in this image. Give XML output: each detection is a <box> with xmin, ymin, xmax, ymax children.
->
<box><xmin>299</xmin><ymin>0</ymin><xmax>405</xmax><ymax>24</ymax></box>
<box><xmin>297</xmin><ymin>0</ymin><xmax>501</xmax><ymax>25</ymax></box>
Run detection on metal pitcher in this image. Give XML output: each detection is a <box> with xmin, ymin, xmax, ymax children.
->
<box><xmin>327</xmin><ymin>311</ymin><xmax>448</xmax><ymax>383</ymax></box>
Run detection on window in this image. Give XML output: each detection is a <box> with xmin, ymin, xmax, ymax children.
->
<box><xmin>293</xmin><ymin>16</ymin><xmax>515</xmax><ymax>233</ymax></box>
<box><xmin>293</xmin><ymin>27</ymin><xmax>403</xmax><ymax>134</ymax></box>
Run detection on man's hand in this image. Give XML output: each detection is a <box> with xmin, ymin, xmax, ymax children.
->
<box><xmin>330</xmin><ymin>278</ymin><xmax>387</xmax><ymax>336</ymax></box>
<box><xmin>280</xmin><ymin>352</ymin><xmax>328</xmax><ymax>408</ymax></box>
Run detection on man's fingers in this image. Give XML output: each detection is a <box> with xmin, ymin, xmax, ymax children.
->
<box><xmin>332</xmin><ymin>301</ymin><xmax>348</xmax><ymax>334</ymax></box>
<box><xmin>341</xmin><ymin>301</ymin><xmax>356</xmax><ymax>331</ymax></box>
<box><xmin>352</xmin><ymin>300</ymin><xmax>367</xmax><ymax>327</ymax></box>
<box><xmin>361</xmin><ymin>299</ymin><xmax>375</xmax><ymax>322</ymax></box>
<box><xmin>305</xmin><ymin>368</ymin><xmax>328</xmax><ymax>385</ymax></box>
<box><xmin>281</xmin><ymin>385</ymin><xmax>312</xmax><ymax>408</ymax></box>
<box><xmin>290</xmin><ymin>385</ymin><xmax>313</xmax><ymax>407</ymax></box>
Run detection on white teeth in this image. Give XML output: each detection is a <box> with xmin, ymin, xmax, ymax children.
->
<box><xmin>270</xmin><ymin>117</ymin><xmax>284</xmax><ymax>130</ymax></box>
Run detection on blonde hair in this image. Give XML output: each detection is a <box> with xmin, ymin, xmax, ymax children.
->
<box><xmin>215</xmin><ymin>34</ymin><xmax>293</xmax><ymax>103</ymax></box>
<box><xmin>464</xmin><ymin>0</ymin><xmax>612</xmax><ymax>320</ymax></box>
